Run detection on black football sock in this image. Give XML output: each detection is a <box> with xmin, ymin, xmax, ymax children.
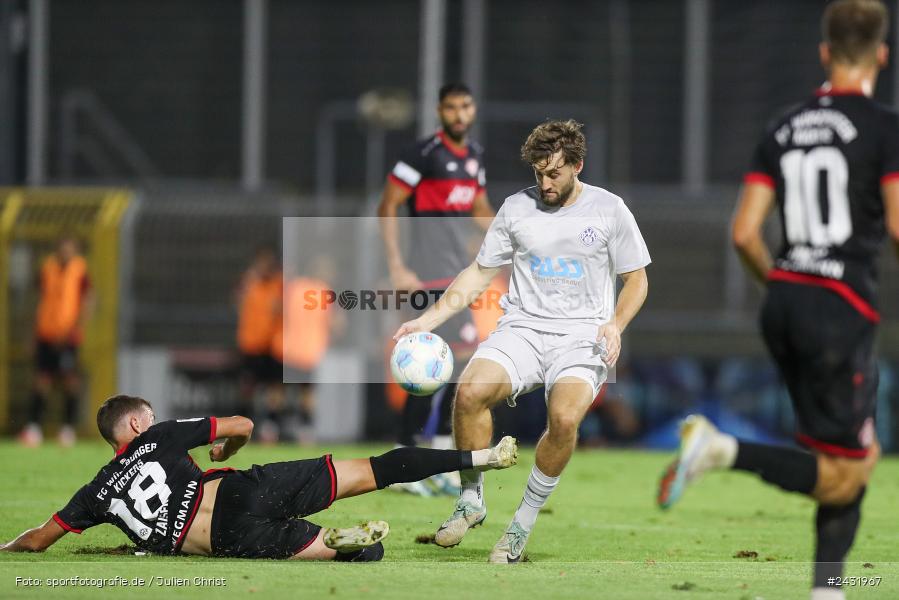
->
<box><xmin>63</xmin><ymin>392</ymin><xmax>79</xmax><ymax>425</ymax></box>
<box><xmin>813</xmin><ymin>487</ymin><xmax>866</xmax><ymax>589</ymax></box>
<box><xmin>369</xmin><ymin>447</ymin><xmax>473</xmax><ymax>489</ymax></box>
<box><xmin>27</xmin><ymin>391</ymin><xmax>46</xmax><ymax>424</ymax></box>
<box><xmin>732</xmin><ymin>440</ymin><xmax>818</xmax><ymax>494</ymax></box>
<box><xmin>398</xmin><ymin>394</ymin><xmax>432</xmax><ymax>446</ymax></box>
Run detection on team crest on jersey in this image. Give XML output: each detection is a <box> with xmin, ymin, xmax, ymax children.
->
<box><xmin>465</xmin><ymin>158</ymin><xmax>479</xmax><ymax>177</ymax></box>
<box><xmin>579</xmin><ymin>226</ymin><xmax>598</xmax><ymax>246</ymax></box>
<box><xmin>447</xmin><ymin>161</ymin><xmax>458</xmax><ymax>172</ymax></box>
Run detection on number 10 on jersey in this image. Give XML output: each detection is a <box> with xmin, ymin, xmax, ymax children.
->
<box><xmin>780</xmin><ymin>147</ymin><xmax>852</xmax><ymax>247</ymax></box>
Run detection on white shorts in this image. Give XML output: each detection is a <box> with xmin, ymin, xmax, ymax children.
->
<box><xmin>470</xmin><ymin>323</ymin><xmax>608</xmax><ymax>404</ymax></box>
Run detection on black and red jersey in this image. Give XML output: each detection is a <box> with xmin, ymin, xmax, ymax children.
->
<box><xmin>388</xmin><ymin>131</ymin><xmax>486</xmax><ymax>282</ymax></box>
<box><xmin>388</xmin><ymin>130</ymin><xmax>486</xmax><ymax>216</ymax></box>
<box><xmin>746</xmin><ymin>87</ymin><xmax>899</xmax><ymax>322</ymax></box>
<box><xmin>53</xmin><ymin>417</ymin><xmax>227</xmax><ymax>554</ymax></box>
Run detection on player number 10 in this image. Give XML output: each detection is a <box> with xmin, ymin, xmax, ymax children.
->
<box><xmin>780</xmin><ymin>147</ymin><xmax>852</xmax><ymax>247</ymax></box>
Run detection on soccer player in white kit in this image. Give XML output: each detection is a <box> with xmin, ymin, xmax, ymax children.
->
<box><xmin>393</xmin><ymin>120</ymin><xmax>651</xmax><ymax>562</ymax></box>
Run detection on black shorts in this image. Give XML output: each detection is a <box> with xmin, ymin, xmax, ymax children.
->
<box><xmin>241</xmin><ymin>353</ymin><xmax>283</xmax><ymax>384</ymax></box>
<box><xmin>35</xmin><ymin>341</ymin><xmax>78</xmax><ymax>375</ymax></box>
<box><xmin>761</xmin><ymin>282</ymin><xmax>878</xmax><ymax>457</ymax></box>
<box><xmin>210</xmin><ymin>455</ymin><xmax>337</xmax><ymax>559</ymax></box>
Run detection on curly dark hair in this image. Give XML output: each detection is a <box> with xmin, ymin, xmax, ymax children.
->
<box><xmin>520</xmin><ymin>119</ymin><xmax>587</xmax><ymax>168</ymax></box>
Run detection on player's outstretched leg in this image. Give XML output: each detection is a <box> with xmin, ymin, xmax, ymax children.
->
<box><xmin>657</xmin><ymin>414</ymin><xmax>822</xmax><ymax>509</ymax></box>
<box><xmin>334</xmin><ymin>435</ymin><xmax>518</xmax><ymax>501</ymax></box>
<box><xmin>657</xmin><ymin>415</ymin><xmax>736</xmax><ymax>509</ymax></box>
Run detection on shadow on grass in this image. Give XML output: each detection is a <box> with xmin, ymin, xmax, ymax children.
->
<box><xmin>72</xmin><ymin>545</ymin><xmax>138</xmax><ymax>556</ymax></box>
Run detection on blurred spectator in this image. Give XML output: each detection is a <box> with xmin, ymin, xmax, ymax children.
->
<box><xmin>277</xmin><ymin>255</ymin><xmax>342</xmax><ymax>444</ymax></box>
<box><xmin>236</xmin><ymin>246</ymin><xmax>283</xmax><ymax>441</ymax></box>
<box><xmin>19</xmin><ymin>236</ymin><xmax>92</xmax><ymax>447</ymax></box>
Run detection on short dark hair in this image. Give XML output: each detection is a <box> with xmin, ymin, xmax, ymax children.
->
<box><xmin>823</xmin><ymin>0</ymin><xmax>888</xmax><ymax>65</ymax></box>
<box><xmin>439</xmin><ymin>82</ymin><xmax>473</xmax><ymax>102</ymax></box>
<box><xmin>520</xmin><ymin>119</ymin><xmax>587</xmax><ymax>168</ymax></box>
<box><xmin>97</xmin><ymin>395</ymin><xmax>153</xmax><ymax>445</ymax></box>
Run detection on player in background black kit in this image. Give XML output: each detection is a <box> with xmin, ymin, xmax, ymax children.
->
<box><xmin>657</xmin><ymin>2</ymin><xmax>899</xmax><ymax>599</ymax></box>
<box><xmin>0</xmin><ymin>395</ymin><xmax>518</xmax><ymax>561</ymax></box>
<box><xmin>378</xmin><ymin>83</ymin><xmax>495</xmax><ymax>496</ymax></box>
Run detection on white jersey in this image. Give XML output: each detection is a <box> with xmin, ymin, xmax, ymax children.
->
<box><xmin>476</xmin><ymin>183</ymin><xmax>650</xmax><ymax>335</ymax></box>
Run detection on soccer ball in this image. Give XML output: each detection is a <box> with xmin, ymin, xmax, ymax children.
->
<box><xmin>390</xmin><ymin>332</ymin><xmax>454</xmax><ymax>396</ymax></box>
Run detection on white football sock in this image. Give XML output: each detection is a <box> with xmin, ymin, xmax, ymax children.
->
<box><xmin>513</xmin><ymin>465</ymin><xmax>559</xmax><ymax>532</ymax></box>
<box><xmin>810</xmin><ymin>587</ymin><xmax>845</xmax><ymax>600</ymax></box>
<box><xmin>689</xmin><ymin>432</ymin><xmax>738</xmax><ymax>479</ymax></box>
<box><xmin>459</xmin><ymin>469</ymin><xmax>483</xmax><ymax>506</ymax></box>
<box><xmin>431</xmin><ymin>435</ymin><xmax>454</xmax><ymax>450</ymax></box>
<box><xmin>713</xmin><ymin>433</ymin><xmax>738</xmax><ymax>469</ymax></box>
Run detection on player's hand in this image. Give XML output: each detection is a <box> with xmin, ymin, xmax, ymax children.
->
<box><xmin>392</xmin><ymin>318</ymin><xmax>428</xmax><ymax>341</ymax></box>
<box><xmin>209</xmin><ymin>442</ymin><xmax>229</xmax><ymax>462</ymax></box>
<box><xmin>597</xmin><ymin>321</ymin><xmax>622</xmax><ymax>367</ymax></box>
<box><xmin>390</xmin><ymin>267</ymin><xmax>423</xmax><ymax>292</ymax></box>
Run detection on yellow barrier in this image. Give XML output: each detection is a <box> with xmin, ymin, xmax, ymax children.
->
<box><xmin>0</xmin><ymin>188</ymin><xmax>131</xmax><ymax>437</ymax></box>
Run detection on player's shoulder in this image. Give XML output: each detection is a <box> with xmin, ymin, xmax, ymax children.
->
<box><xmin>864</xmin><ymin>97</ymin><xmax>899</xmax><ymax>126</ymax></box>
<box><xmin>763</xmin><ymin>95</ymin><xmax>899</xmax><ymax>136</ymax></box>
<box><xmin>414</xmin><ymin>134</ymin><xmax>443</xmax><ymax>158</ymax></box>
<box><xmin>580</xmin><ymin>183</ymin><xmax>626</xmax><ymax>208</ymax></box>
<box><xmin>500</xmin><ymin>186</ymin><xmax>541</xmax><ymax>212</ymax></box>
<box><xmin>468</xmin><ymin>139</ymin><xmax>485</xmax><ymax>155</ymax></box>
<box><xmin>760</xmin><ymin>99</ymin><xmax>811</xmax><ymax>135</ymax></box>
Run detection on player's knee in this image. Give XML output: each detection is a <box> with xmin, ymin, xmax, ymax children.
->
<box><xmin>821</xmin><ymin>480</ymin><xmax>864</xmax><ymax>506</ymax></box>
<box><xmin>548</xmin><ymin>413</ymin><xmax>580</xmax><ymax>440</ymax></box>
<box><xmin>816</xmin><ymin>456</ymin><xmax>870</xmax><ymax>506</ymax></box>
<box><xmin>454</xmin><ymin>382</ymin><xmax>492</xmax><ymax>413</ymax></box>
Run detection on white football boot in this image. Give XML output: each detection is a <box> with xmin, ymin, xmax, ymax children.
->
<box><xmin>657</xmin><ymin>414</ymin><xmax>734</xmax><ymax>509</ymax></box>
<box><xmin>433</xmin><ymin>436</ymin><xmax>518</xmax><ymax>547</ymax></box>
<box><xmin>488</xmin><ymin>520</ymin><xmax>530</xmax><ymax>564</ymax></box>
<box><xmin>323</xmin><ymin>520</ymin><xmax>390</xmax><ymax>552</ymax></box>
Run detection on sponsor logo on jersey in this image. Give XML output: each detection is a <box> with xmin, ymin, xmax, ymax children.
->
<box><xmin>446</xmin><ymin>185</ymin><xmax>476</xmax><ymax>207</ymax></box>
<box><xmin>465</xmin><ymin>158</ymin><xmax>479</xmax><ymax>177</ymax></box>
<box><xmin>528</xmin><ymin>256</ymin><xmax>584</xmax><ymax>281</ymax></box>
<box><xmin>446</xmin><ymin>161</ymin><xmax>458</xmax><ymax>172</ymax></box>
<box><xmin>579</xmin><ymin>226</ymin><xmax>598</xmax><ymax>246</ymax></box>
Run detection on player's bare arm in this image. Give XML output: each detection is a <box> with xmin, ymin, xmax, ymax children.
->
<box><xmin>0</xmin><ymin>517</ymin><xmax>67</xmax><ymax>553</ymax></box>
<box><xmin>884</xmin><ymin>178</ymin><xmax>899</xmax><ymax>259</ymax></box>
<box><xmin>208</xmin><ymin>415</ymin><xmax>254</xmax><ymax>462</ymax></box>
<box><xmin>377</xmin><ymin>179</ymin><xmax>422</xmax><ymax>291</ymax></box>
<box><xmin>393</xmin><ymin>260</ymin><xmax>499</xmax><ymax>339</ymax></box>
<box><xmin>599</xmin><ymin>267</ymin><xmax>648</xmax><ymax>367</ymax></box>
<box><xmin>471</xmin><ymin>190</ymin><xmax>495</xmax><ymax>231</ymax></box>
<box><xmin>731</xmin><ymin>181</ymin><xmax>776</xmax><ymax>284</ymax></box>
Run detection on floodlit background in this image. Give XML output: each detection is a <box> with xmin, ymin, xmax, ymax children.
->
<box><xmin>1</xmin><ymin>0</ymin><xmax>899</xmax><ymax>450</ymax></box>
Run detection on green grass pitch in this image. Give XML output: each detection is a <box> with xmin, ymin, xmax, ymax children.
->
<box><xmin>1</xmin><ymin>441</ymin><xmax>897</xmax><ymax>599</ymax></box>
